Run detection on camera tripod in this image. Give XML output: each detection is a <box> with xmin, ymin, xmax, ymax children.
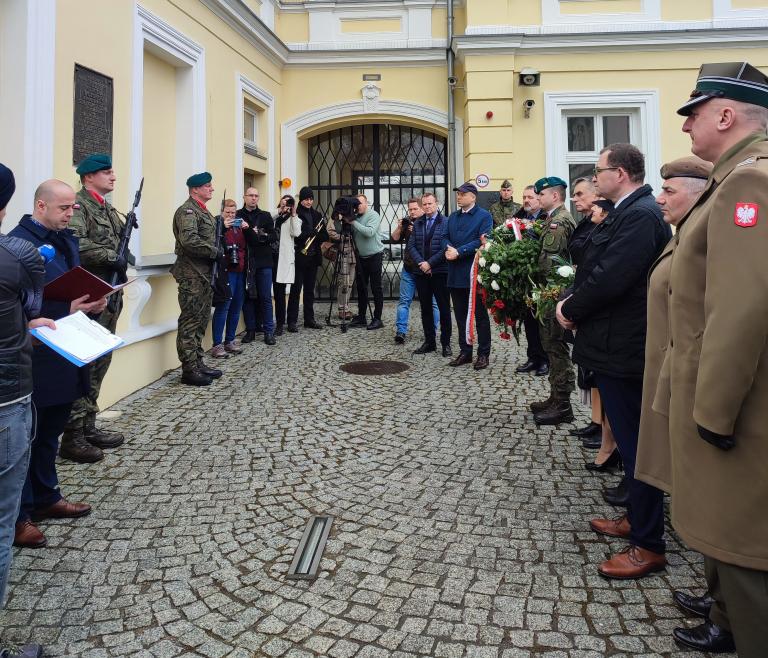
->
<box><xmin>325</xmin><ymin>219</ymin><xmax>373</xmax><ymax>332</ymax></box>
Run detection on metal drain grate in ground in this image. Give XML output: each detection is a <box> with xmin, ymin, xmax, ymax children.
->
<box><xmin>339</xmin><ymin>360</ymin><xmax>410</xmax><ymax>375</ymax></box>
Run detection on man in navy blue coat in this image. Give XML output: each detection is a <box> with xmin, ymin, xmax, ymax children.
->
<box><xmin>9</xmin><ymin>180</ymin><xmax>104</xmax><ymax>550</ymax></box>
<box><xmin>442</xmin><ymin>182</ymin><xmax>493</xmax><ymax>370</ymax></box>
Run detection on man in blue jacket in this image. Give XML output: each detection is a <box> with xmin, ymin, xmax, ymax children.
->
<box><xmin>442</xmin><ymin>182</ymin><xmax>493</xmax><ymax>370</ymax></box>
<box><xmin>407</xmin><ymin>192</ymin><xmax>452</xmax><ymax>356</ymax></box>
<box><xmin>9</xmin><ymin>180</ymin><xmax>102</xmax><ymax>551</ymax></box>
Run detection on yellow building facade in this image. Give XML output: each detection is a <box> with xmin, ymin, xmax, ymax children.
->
<box><xmin>1</xmin><ymin>0</ymin><xmax>767</xmax><ymax>406</ymax></box>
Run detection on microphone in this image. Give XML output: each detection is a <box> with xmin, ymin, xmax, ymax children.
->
<box><xmin>38</xmin><ymin>244</ymin><xmax>55</xmax><ymax>264</ymax></box>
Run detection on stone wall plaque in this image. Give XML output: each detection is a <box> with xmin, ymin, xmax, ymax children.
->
<box><xmin>73</xmin><ymin>64</ymin><xmax>113</xmax><ymax>164</ymax></box>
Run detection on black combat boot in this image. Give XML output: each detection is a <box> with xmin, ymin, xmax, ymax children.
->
<box><xmin>529</xmin><ymin>395</ymin><xmax>554</xmax><ymax>414</ymax></box>
<box><xmin>181</xmin><ymin>369</ymin><xmax>212</xmax><ymax>386</ymax></box>
<box><xmin>84</xmin><ymin>414</ymin><xmax>125</xmax><ymax>449</ymax></box>
<box><xmin>197</xmin><ymin>360</ymin><xmax>223</xmax><ymax>379</ymax></box>
<box><xmin>59</xmin><ymin>425</ymin><xmax>104</xmax><ymax>463</ymax></box>
<box><xmin>534</xmin><ymin>398</ymin><xmax>574</xmax><ymax>425</ymax></box>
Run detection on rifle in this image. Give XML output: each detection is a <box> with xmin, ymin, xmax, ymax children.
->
<box><xmin>211</xmin><ymin>189</ymin><xmax>226</xmax><ymax>289</ymax></box>
<box><xmin>107</xmin><ymin>177</ymin><xmax>143</xmax><ymax>313</ymax></box>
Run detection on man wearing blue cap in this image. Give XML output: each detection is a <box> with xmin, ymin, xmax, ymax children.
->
<box><xmin>661</xmin><ymin>62</ymin><xmax>768</xmax><ymax>656</ymax></box>
<box><xmin>171</xmin><ymin>173</ymin><xmax>222</xmax><ymax>386</ymax></box>
<box><xmin>442</xmin><ymin>182</ymin><xmax>493</xmax><ymax>369</ymax></box>
<box><xmin>529</xmin><ymin>176</ymin><xmax>576</xmax><ymax>425</ymax></box>
<box><xmin>59</xmin><ymin>154</ymin><xmax>127</xmax><ymax>463</ymax></box>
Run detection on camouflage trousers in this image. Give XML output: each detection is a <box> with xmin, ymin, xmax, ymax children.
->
<box><xmin>65</xmin><ymin>292</ymin><xmax>123</xmax><ymax>431</ymax></box>
<box><xmin>540</xmin><ymin>312</ymin><xmax>575</xmax><ymax>398</ymax></box>
<box><xmin>176</xmin><ymin>274</ymin><xmax>213</xmax><ymax>371</ymax></box>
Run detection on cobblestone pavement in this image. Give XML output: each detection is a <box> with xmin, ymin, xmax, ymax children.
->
<box><xmin>2</xmin><ymin>305</ymin><xmax>733</xmax><ymax>657</ymax></box>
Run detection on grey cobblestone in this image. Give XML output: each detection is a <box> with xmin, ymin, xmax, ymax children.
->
<box><xmin>0</xmin><ymin>306</ymin><xmax>733</xmax><ymax>657</ymax></box>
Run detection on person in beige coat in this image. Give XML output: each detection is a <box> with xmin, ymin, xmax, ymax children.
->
<box><xmin>664</xmin><ymin>62</ymin><xmax>768</xmax><ymax>657</ymax></box>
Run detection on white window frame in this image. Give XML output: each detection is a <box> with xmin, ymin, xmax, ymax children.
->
<box><xmin>236</xmin><ymin>74</ymin><xmax>275</xmax><ymax>208</ymax></box>
<box><xmin>542</xmin><ymin>0</ymin><xmax>661</xmax><ymax>24</ymax></box>
<box><xmin>243</xmin><ymin>104</ymin><xmax>258</xmax><ymax>149</ymax></box>
<box><xmin>544</xmin><ymin>90</ymin><xmax>661</xmax><ymax>194</ymax></box>
<box><xmin>713</xmin><ymin>0</ymin><xmax>768</xmax><ymax>21</ymax></box>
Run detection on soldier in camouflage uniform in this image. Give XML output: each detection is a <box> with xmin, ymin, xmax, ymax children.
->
<box><xmin>60</xmin><ymin>154</ymin><xmax>127</xmax><ymax>464</ymax></box>
<box><xmin>171</xmin><ymin>172</ymin><xmax>222</xmax><ymax>386</ymax></box>
<box><xmin>489</xmin><ymin>179</ymin><xmax>522</xmax><ymax>227</ymax></box>
<box><xmin>529</xmin><ymin>176</ymin><xmax>577</xmax><ymax>425</ymax></box>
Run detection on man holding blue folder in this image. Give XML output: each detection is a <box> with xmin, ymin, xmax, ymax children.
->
<box><xmin>8</xmin><ymin>180</ymin><xmax>101</xmax><ymax>551</ymax></box>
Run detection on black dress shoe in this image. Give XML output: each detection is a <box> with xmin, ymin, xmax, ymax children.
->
<box><xmin>586</xmin><ymin>449</ymin><xmax>622</xmax><ymax>472</ymax></box>
<box><xmin>442</xmin><ymin>345</ymin><xmax>453</xmax><ymax>357</ymax></box>
<box><xmin>673</xmin><ymin>591</ymin><xmax>715</xmax><ymax>618</ymax></box>
<box><xmin>0</xmin><ymin>642</ymin><xmax>44</xmax><ymax>657</ymax></box>
<box><xmin>274</xmin><ymin>325</ymin><xmax>284</xmax><ymax>336</ymax></box>
<box><xmin>241</xmin><ymin>330</ymin><xmax>256</xmax><ymax>344</ymax></box>
<box><xmin>367</xmin><ymin>318</ymin><xmax>384</xmax><ymax>330</ymax></box>
<box><xmin>535</xmin><ymin>362</ymin><xmax>549</xmax><ymax>376</ymax></box>
<box><xmin>304</xmin><ymin>320</ymin><xmax>323</xmax><ymax>329</ymax></box>
<box><xmin>449</xmin><ymin>352</ymin><xmax>473</xmax><ymax>367</ymax></box>
<box><xmin>603</xmin><ymin>477</ymin><xmax>629</xmax><ymax>507</ymax></box>
<box><xmin>349</xmin><ymin>315</ymin><xmax>367</xmax><ymax>327</ymax></box>
<box><xmin>582</xmin><ymin>436</ymin><xmax>603</xmax><ymax>449</ymax></box>
<box><xmin>413</xmin><ymin>342</ymin><xmax>436</xmax><ymax>355</ymax></box>
<box><xmin>515</xmin><ymin>359</ymin><xmax>537</xmax><ymax>373</ymax></box>
<box><xmin>473</xmin><ymin>355</ymin><xmax>489</xmax><ymax>370</ymax></box>
<box><xmin>534</xmin><ymin>400</ymin><xmax>574</xmax><ymax>425</ymax></box>
<box><xmin>287</xmin><ymin>323</ymin><xmax>298</xmax><ymax>333</ymax></box>
<box><xmin>673</xmin><ymin>621</ymin><xmax>735</xmax><ymax>653</ymax></box>
<box><xmin>197</xmin><ymin>361</ymin><xmax>223</xmax><ymax>379</ymax></box>
<box><xmin>394</xmin><ymin>332</ymin><xmax>405</xmax><ymax>344</ymax></box>
<box><xmin>264</xmin><ymin>333</ymin><xmax>276</xmax><ymax>345</ymax></box>
<box><xmin>571</xmin><ymin>421</ymin><xmax>602</xmax><ymax>438</ymax></box>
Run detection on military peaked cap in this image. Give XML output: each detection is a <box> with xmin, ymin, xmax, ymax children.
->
<box><xmin>76</xmin><ymin>153</ymin><xmax>112</xmax><ymax>176</ymax></box>
<box><xmin>660</xmin><ymin>156</ymin><xmax>713</xmax><ymax>180</ymax></box>
<box><xmin>677</xmin><ymin>62</ymin><xmax>768</xmax><ymax>116</ymax></box>
<box><xmin>500</xmin><ymin>179</ymin><xmax>513</xmax><ymax>189</ymax></box>
<box><xmin>186</xmin><ymin>171</ymin><xmax>212</xmax><ymax>188</ymax></box>
<box><xmin>533</xmin><ymin>176</ymin><xmax>567</xmax><ymax>194</ymax></box>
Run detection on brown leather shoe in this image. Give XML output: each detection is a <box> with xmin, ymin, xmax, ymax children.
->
<box><xmin>590</xmin><ymin>515</ymin><xmax>631</xmax><ymax>539</ymax></box>
<box><xmin>598</xmin><ymin>545</ymin><xmax>666</xmax><ymax>580</ymax></box>
<box><xmin>13</xmin><ymin>520</ymin><xmax>47</xmax><ymax>548</ymax></box>
<box><xmin>31</xmin><ymin>499</ymin><xmax>92</xmax><ymax>521</ymax></box>
<box><xmin>448</xmin><ymin>352</ymin><xmax>473</xmax><ymax>367</ymax></box>
<box><xmin>473</xmin><ymin>355</ymin><xmax>489</xmax><ymax>370</ymax></box>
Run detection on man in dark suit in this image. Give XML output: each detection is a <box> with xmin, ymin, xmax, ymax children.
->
<box><xmin>407</xmin><ymin>192</ymin><xmax>452</xmax><ymax>357</ymax></box>
<box><xmin>557</xmin><ymin>144</ymin><xmax>671</xmax><ymax>580</ymax></box>
<box><xmin>442</xmin><ymin>182</ymin><xmax>493</xmax><ymax>370</ymax></box>
<box><xmin>9</xmin><ymin>180</ymin><xmax>102</xmax><ymax>550</ymax></box>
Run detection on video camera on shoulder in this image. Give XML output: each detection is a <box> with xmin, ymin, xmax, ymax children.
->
<box><xmin>333</xmin><ymin>196</ymin><xmax>361</xmax><ymax>223</ymax></box>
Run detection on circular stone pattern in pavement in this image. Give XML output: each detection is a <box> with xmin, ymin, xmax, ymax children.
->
<box><xmin>340</xmin><ymin>359</ymin><xmax>410</xmax><ymax>375</ymax></box>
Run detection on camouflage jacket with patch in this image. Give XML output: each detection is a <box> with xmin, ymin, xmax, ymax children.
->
<box><xmin>489</xmin><ymin>199</ymin><xmax>522</xmax><ymax>227</ymax></box>
<box><xmin>170</xmin><ymin>197</ymin><xmax>218</xmax><ymax>280</ymax></box>
<box><xmin>537</xmin><ymin>205</ymin><xmax>576</xmax><ymax>277</ymax></box>
<box><xmin>68</xmin><ymin>187</ymin><xmax>125</xmax><ymax>282</ymax></box>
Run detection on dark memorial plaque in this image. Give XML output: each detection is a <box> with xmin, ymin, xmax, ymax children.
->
<box><xmin>73</xmin><ymin>64</ymin><xmax>113</xmax><ymax>164</ymax></box>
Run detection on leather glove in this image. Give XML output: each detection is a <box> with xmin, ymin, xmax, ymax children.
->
<box><xmin>112</xmin><ymin>255</ymin><xmax>128</xmax><ymax>273</ymax></box>
<box><xmin>697</xmin><ymin>425</ymin><xmax>735</xmax><ymax>451</ymax></box>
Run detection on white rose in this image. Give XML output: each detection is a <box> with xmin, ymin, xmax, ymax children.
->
<box><xmin>491</xmin><ymin>280</ymin><xmax>500</xmax><ymax>291</ymax></box>
<box><xmin>483</xmin><ymin>242</ymin><xmax>492</xmax><ymax>251</ymax></box>
<box><xmin>477</xmin><ymin>274</ymin><xmax>483</xmax><ymax>284</ymax></box>
<box><xmin>557</xmin><ymin>265</ymin><xmax>575</xmax><ymax>278</ymax></box>
<box><xmin>489</xmin><ymin>263</ymin><xmax>501</xmax><ymax>275</ymax></box>
<box><xmin>479</xmin><ymin>257</ymin><xmax>486</xmax><ymax>268</ymax></box>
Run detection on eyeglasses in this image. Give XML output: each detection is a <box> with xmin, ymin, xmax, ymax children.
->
<box><xmin>593</xmin><ymin>166</ymin><xmax>620</xmax><ymax>176</ymax></box>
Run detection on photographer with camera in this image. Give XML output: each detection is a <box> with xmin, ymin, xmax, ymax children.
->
<box><xmin>210</xmin><ymin>199</ymin><xmax>249</xmax><ymax>357</ymax></box>
<box><xmin>287</xmin><ymin>187</ymin><xmax>328</xmax><ymax>332</ymax></box>
<box><xmin>273</xmin><ymin>195</ymin><xmax>301</xmax><ymax>335</ymax></box>
<box><xmin>393</xmin><ymin>198</ymin><xmax>439</xmax><ymax>344</ymax></box>
<box><xmin>349</xmin><ymin>194</ymin><xmax>385</xmax><ymax>330</ymax></box>
<box><xmin>242</xmin><ymin>196</ymin><xmax>278</xmax><ymax>346</ymax></box>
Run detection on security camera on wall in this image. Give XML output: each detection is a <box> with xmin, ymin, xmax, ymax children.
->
<box><xmin>519</xmin><ymin>67</ymin><xmax>540</xmax><ymax>87</ymax></box>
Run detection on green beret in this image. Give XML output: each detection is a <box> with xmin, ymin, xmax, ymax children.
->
<box><xmin>677</xmin><ymin>62</ymin><xmax>768</xmax><ymax>116</ymax></box>
<box><xmin>186</xmin><ymin>171</ymin><xmax>212</xmax><ymax>188</ymax></box>
<box><xmin>533</xmin><ymin>176</ymin><xmax>568</xmax><ymax>194</ymax></box>
<box><xmin>75</xmin><ymin>153</ymin><xmax>112</xmax><ymax>176</ymax></box>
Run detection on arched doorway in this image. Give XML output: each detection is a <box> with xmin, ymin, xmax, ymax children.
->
<box><xmin>307</xmin><ymin>123</ymin><xmax>448</xmax><ymax>299</ymax></box>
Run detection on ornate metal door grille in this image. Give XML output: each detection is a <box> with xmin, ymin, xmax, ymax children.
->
<box><xmin>307</xmin><ymin>124</ymin><xmax>448</xmax><ymax>299</ymax></box>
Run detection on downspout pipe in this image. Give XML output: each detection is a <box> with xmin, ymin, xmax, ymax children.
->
<box><xmin>447</xmin><ymin>0</ymin><xmax>457</xmax><ymax>213</ymax></box>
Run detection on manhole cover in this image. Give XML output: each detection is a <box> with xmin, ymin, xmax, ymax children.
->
<box><xmin>339</xmin><ymin>360</ymin><xmax>410</xmax><ymax>375</ymax></box>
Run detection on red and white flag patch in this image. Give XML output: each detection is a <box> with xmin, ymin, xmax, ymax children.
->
<box><xmin>734</xmin><ymin>202</ymin><xmax>758</xmax><ymax>227</ymax></box>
